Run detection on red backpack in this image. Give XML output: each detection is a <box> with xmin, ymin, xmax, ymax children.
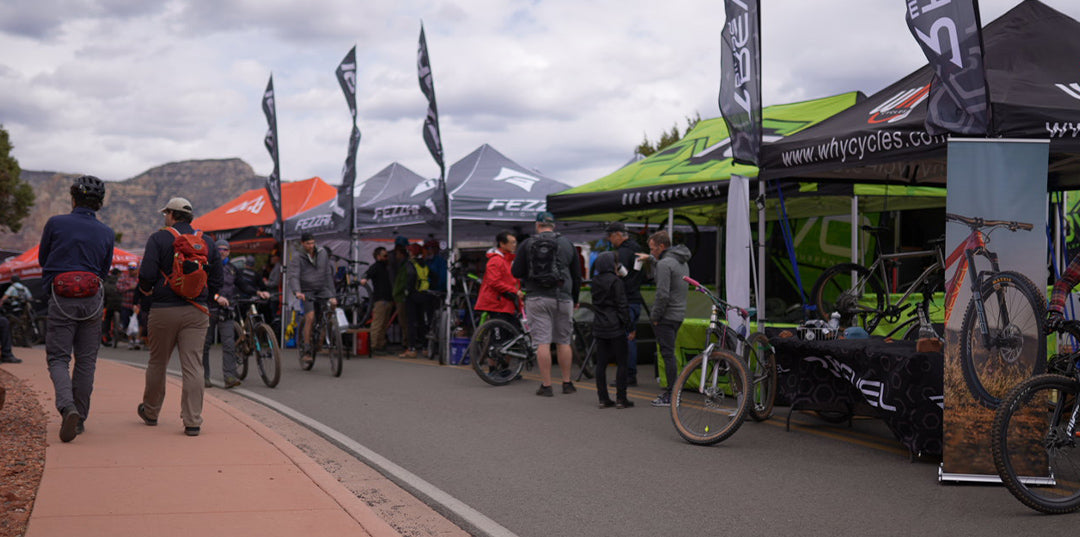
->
<box><xmin>162</xmin><ymin>227</ymin><xmax>210</xmax><ymax>300</ymax></box>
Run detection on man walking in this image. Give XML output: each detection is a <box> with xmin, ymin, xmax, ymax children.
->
<box><xmin>39</xmin><ymin>175</ymin><xmax>115</xmax><ymax>442</ymax></box>
<box><xmin>286</xmin><ymin>233</ymin><xmax>337</xmax><ymax>366</ymax></box>
<box><xmin>511</xmin><ymin>212</ymin><xmax>582</xmax><ymax>396</ymax></box>
<box><xmin>201</xmin><ymin>239</ymin><xmax>241</xmax><ymax>389</ymax></box>
<box><xmin>641</xmin><ymin>231</ymin><xmax>691</xmax><ymax>407</ymax></box>
<box><xmin>605</xmin><ymin>222</ymin><xmax>644</xmax><ymax>386</ymax></box>
<box><xmin>137</xmin><ymin>197</ymin><xmax>223</xmax><ymax>437</ymax></box>
<box><xmin>359</xmin><ymin>246</ymin><xmax>394</xmax><ymax>355</ymax></box>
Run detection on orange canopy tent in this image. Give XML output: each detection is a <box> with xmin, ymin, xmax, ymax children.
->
<box><xmin>0</xmin><ymin>245</ymin><xmax>141</xmax><ymax>285</ymax></box>
<box><xmin>192</xmin><ymin>177</ymin><xmax>337</xmax><ymax>253</ymax></box>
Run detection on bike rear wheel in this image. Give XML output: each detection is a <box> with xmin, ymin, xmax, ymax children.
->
<box><xmin>254</xmin><ymin>323</ymin><xmax>281</xmax><ymax>387</ymax></box>
<box><xmin>744</xmin><ymin>332</ymin><xmax>777</xmax><ymax>422</ymax></box>
<box><xmin>470</xmin><ymin>319</ymin><xmax>527</xmax><ymax>386</ymax></box>
<box><xmin>959</xmin><ymin>271</ymin><xmax>1046</xmax><ymax>409</ymax></box>
<box><xmin>233</xmin><ymin>320</ymin><xmax>249</xmax><ymax>380</ymax></box>
<box><xmin>326</xmin><ymin>311</ymin><xmax>344</xmax><ymax>377</ymax></box>
<box><xmin>992</xmin><ymin>374</ymin><xmax>1080</xmax><ymax>514</ymax></box>
<box><xmin>811</xmin><ymin>263</ymin><xmax>886</xmax><ymax>332</ymax></box>
<box><xmin>670</xmin><ymin>350</ymin><xmax>750</xmax><ymax>445</ymax></box>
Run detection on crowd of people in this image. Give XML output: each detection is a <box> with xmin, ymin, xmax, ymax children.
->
<box><xmin>11</xmin><ymin>175</ymin><xmax>701</xmax><ymax>443</ymax></box>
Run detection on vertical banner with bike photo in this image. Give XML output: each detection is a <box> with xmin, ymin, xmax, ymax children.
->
<box><xmin>941</xmin><ymin>139</ymin><xmax>1048</xmax><ymax>479</ymax></box>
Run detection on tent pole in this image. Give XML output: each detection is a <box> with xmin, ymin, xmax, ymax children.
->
<box><xmin>851</xmin><ymin>196</ymin><xmax>859</xmax><ymax>264</ymax></box>
<box><xmin>757</xmin><ymin>180</ymin><xmax>766</xmax><ymax>332</ymax></box>
<box><xmin>715</xmin><ymin>224</ymin><xmax>722</xmax><ymax>292</ymax></box>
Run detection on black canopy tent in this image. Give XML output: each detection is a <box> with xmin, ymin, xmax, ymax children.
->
<box><xmin>760</xmin><ymin>0</ymin><xmax>1080</xmax><ymax>189</ymax></box>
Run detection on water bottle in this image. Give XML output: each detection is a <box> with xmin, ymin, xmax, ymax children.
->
<box><xmin>917</xmin><ymin>307</ymin><xmax>936</xmax><ymax>340</ymax></box>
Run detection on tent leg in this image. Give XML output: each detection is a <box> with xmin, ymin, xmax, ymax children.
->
<box><xmin>758</xmin><ymin>180</ymin><xmax>766</xmax><ymax>332</ymax></box>
<box><xmin>851</xmin><ymin>196</ymin><xmax>859</xmax><ymax>264</ymax></box>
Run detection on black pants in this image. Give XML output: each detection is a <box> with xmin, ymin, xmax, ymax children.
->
<box><xmin>406</xmin><ymin>292</ymin><xmax>434</xmax><ymax>350</ymax></box>
<box><xmin>594</xmin><ymin>335</ymin><xmax>629</xmax><ymax>402</ymax></box>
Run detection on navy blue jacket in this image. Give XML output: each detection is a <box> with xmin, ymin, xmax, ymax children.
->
<box><xmin>138</xmin><ymin>223</ymin><xmax>223</xmax><ymax>310</ymax></box>
<box><xmin>39</xmin><ymin>207</ymin><xmax>115</xmax><ymax>291</ymax></box>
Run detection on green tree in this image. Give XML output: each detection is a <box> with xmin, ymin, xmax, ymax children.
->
<box><xmin>0</xmin><ymin>125</ymin><xmax>34</xmax><ymax>233</ymax></box>
<box><xmin>634</xmin><ymin>113</ymin><xmax>702</xmax><ymax>157</ymax></box>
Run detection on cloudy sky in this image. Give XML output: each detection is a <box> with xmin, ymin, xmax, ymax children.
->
<box><xmin>1</xmin><ymin>0</ymin><xmax>1077</xmax><ymax>189</ymax></box>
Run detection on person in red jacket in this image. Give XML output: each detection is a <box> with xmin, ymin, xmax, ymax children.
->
<box><xmin>474</xmin><ymin>230</ymin><xmax>520</xmax><ymax>324</ymax></box>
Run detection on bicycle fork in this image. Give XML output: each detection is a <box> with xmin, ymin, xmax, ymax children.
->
<box><xmin>965</xmin><ymin>247</ymin><xmax>1008</xmax><ymax>350</ymax></box>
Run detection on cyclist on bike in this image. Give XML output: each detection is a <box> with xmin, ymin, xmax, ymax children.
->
<box><xmin>287</xmin><ymin>233</ymin><xmax>337</xmax><ymax>367</ymax></box>
<box><xmin>201</xmin><ymin>239</ymin><xmax>242</xmax><ymax>389</ymax></box>
<box><xmin>1048</xmin><ymin>254</ymin><xmax>1080</xmax><ymax>330</ymax></box>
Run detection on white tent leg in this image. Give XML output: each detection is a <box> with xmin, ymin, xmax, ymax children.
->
<box><xmin>758</xmin><ymin>180</ymin><xmax>766</xmax><ymax>332</ymax></box>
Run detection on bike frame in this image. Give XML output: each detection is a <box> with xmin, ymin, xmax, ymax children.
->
<box><xmin>684</xmin><ymin>276</ymin><xmax>748</xmax><ymax>393</ymax></box>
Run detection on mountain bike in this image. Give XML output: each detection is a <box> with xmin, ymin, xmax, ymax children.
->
<box><xmin>812</xmin><ymin>213</ymin><xmax>1045</xmax><ymax>409</ymax></box>
<box><xmin>297</xmin><ymin>298</ymin><xmax>344</xmax><ymax>377</ymax></box>
<box><xmin>470</xmin><ymin>297</ymin><xmax>590</xmax><ymax>385</ymax></box>
<box><xmin>330</xmin><ymin>254</ymin><xmax>373</xmax><ymax>328</ymax></box>
<box><xmin>231</xmin><ymin>294</ymin><xmax>281</xmax><ymax>388</ymax></box>
<box><xmin>675</xmin><ymin>276</ymin><xmax>775</xmax><ymax>427</ymax></box>
<box><xmin>992</xmin><ymin>319</ymin><xmax>1080</xmax><ymax>514</ymax></box>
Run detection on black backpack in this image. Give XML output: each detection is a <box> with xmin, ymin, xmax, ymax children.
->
<box><xmin>527</xmin><ymin>232</ymin><xmax>564</xmax><ymax>288</ymax></box>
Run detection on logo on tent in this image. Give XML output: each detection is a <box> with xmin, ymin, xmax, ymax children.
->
<box><xmin>867</xmin><ymin>84</ymin><xmax>930</xmax><ymax>124</ymax></box>
<box><xmin>412</xmin><ymin>178</ymin><xmax>440</xmax><ymax>197</ymax></box>
<box><xmin>226</xmin><ymin>196</ymin><xmax>267</xmax><ymax>215</ymax></box>
<box><xmin>492</xmin><ymin>167</ymin><xmax>541</xmax><ymax>192</ymax></box>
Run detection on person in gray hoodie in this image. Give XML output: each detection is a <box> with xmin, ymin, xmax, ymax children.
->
<box><xmin>640</xmin><ymin>230</ymin><xmax>691</xmax><ymax>407</ymax></box>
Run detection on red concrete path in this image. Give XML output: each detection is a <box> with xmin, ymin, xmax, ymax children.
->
<box><xmin>5</xmin><ymin>349</ymin><xmax>401</xmax><ymax>537</ymax></box>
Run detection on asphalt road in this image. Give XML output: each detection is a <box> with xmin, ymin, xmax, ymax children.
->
<box><xmin>98</xmin><ymin>342</ymin><xmax>1080</xmax><ymax>536</ymax></box>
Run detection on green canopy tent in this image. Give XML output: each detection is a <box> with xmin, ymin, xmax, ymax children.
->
<box><xmin>547</xmin><ymin>92</ymin><xmax>947</xmax><ymax>319</ymax></box>
<box><xmin>548</xmin><ymin>91</ymin><xmax>945</xmax><ymax>225</ymax></box>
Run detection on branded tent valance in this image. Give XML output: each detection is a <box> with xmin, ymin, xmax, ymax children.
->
<box><xmin>193</xmin><ymin>176</ymin><xmax>337</xmax><ymax>252</ymax></box>
<box><xmin>761</xmin><ymin>0</ymin><xmax>1080</xmax><ymax>189</ymax></box>
<box><xmin>0</xmin><ymin>245</ymin><xmax>141</xmax><ymax>285</ymax></box>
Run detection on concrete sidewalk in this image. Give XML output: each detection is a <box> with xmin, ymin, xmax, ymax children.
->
<box><xmin>7</xmin><ymin>348</ymin><xmax>401</xmax><ymax>537</ymax></box>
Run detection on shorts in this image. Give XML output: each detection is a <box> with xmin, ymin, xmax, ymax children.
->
<box><xmin>525</xmin><ymin>296</ymin><xmax>573</xmax><ymax>346</ymax></box>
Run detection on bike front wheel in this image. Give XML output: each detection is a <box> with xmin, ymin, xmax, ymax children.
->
<box><xmin>744</xmin><ymin>332</ymin><xmax>777</xmax><ymax>422</ymax></box>
<box><xmin>254</xmin><ymin>322</ymin><xmax>281</xmax><ymax>387</ymax></box>
<box><xmin>959</xmin><ymin>271</ymin><xmax>1046</xmax><ymax>409</ymax></box>
<box><xmin>811</xmin><ymin>263</ymin><xmax>886</xmax><ymax>332</ymax></box>
<box><xmin>326</xmin><ymin>312</ymin><xmax>344</xmax><ymax>377</ymax></box>
<box><xmin>670</xmin><ymin>350</ymin><xmax>750</xmax><ymax>445</ymax></box>
<box><xmin>992</xmin><ymin>374</ymin><xmax>1080</xmax><ymax>514</ymax></box>
<box><xmin>470</xmin><ymin>319</ymin><xmax>527</xmax><ymax>386</ymax></box>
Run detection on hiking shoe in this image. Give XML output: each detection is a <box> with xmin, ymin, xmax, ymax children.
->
<box><xmin>651</xmin><ymin>392</ymin><xmax>671</xmax><ymax>407</ymax></box>
<box><xmin>616</xmin><ymin>400</ymin><xmax>635</xmax><ymax>409</ymax></box>
<box><xmin>598</xmin><ymin>400</ymin><xmax>615</xmax><ymax>409</ymax></box>
<box><xmin>224</xmin><ymin>376</ymin><xmax>241</xmax><ymax>389</ymax></box>
<box><xmin>536</xmin><ymin>384</ymin><xmax>554</xmax><ymax>397</ymax></box>
<box><xmin>184</xmin><ymin>426</ymin><xmax>200</xmax><ymax>437</ymax></box>
<box><xmin>137</xmin><ymin>403</ymin><xmax>158</xmax><ymax>426</ymax></box>
<box><xmin>562</xmin><ymin>381</ymin><xmax>576</xmax><ymax>394</ymax></box>
<box><xmin>59</xmin><ymin>406</ymin><xmax>81</xmax><ymax>442</ymax></box>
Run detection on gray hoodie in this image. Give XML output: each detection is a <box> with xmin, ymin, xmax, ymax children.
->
<box><xmin>652</xmin><ymin>244</ymin><xmax>691</xmax><ymax>323</ymax></box>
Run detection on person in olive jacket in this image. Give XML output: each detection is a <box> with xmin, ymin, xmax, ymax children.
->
<box><xmin>590</xmin><ymin>251</ymin><xmax>634</xmax><ymax>409</ymax></box>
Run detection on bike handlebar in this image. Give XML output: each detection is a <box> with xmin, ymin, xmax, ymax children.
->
<box><xmin>682</xmin><ymin>276</ymin><xmax>749</xmax><ymax>318</ymax></box>
<box><xmin>946</xmin><ymin>213</ymin><xmax>1033</xmax><ymax>232</ymax></box>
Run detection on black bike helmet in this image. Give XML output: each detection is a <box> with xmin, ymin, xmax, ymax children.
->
<box><xmin>71</xmin><ymin>175</ymin><xmax>106</xmax><ymax>200</ymax></box>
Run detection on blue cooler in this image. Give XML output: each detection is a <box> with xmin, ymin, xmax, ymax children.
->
<box><xmin>449</xmin><ymin>337</ymin><xmax>471</xmax><ymax>365</ymax></box>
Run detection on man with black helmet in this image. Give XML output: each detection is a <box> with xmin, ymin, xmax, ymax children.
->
<box><xmin>39</xmin><ymin>175</ymin><xmax>115</xmax><ymax>442</ymax></box>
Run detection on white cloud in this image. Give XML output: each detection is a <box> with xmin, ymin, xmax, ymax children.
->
<box><xmin>0</xmin><ymin>0</ymin><xmax>1077</xmax><ymax>186</ymax></box>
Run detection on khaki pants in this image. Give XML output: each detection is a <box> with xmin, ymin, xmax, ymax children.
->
<box><xmin>370</xmin><ymin>300</ymin><xmax>393</xmax><ymax>350</ymax></box>
<box><xmin>142</xmin><ymin>305</ymin><xmax>209</xmax><ymax>428</ymax></box>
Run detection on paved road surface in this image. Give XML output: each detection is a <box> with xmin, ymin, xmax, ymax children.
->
<box><xmin>98</xmin><ymin>343</ymin><xmax>1080</xmax><ymax>536</ymax></box>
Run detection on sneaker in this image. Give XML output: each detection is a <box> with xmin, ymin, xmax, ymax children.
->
<box><xmin>536</xmin><ymin>384</ymin><xmax>554</xmax><ymax>397</ymax></box>
<box><xmin>651</xmin><ymin>392</ymin><xmax>671</xmax><ymax>407</ymax></box>
<box><xmin>598</xmin><ymin>400</ymin><xmax>615</xmax><ymax>409</ymax></box>
<box><xmin>184</xmin><ymin>426</ymin><xmax>200</xmax><ymax>437</ymax></box>
<box><xmin>0</xmin><ymin>355</ymin><xmax>22</xmax><ymax>364</ymax></box>
<box><xmin>616</xmin><ymin>400</ymin><xmax>635</xmax><ymax>409</ymax></box>
<box><xmin>562</xmin><ymin>381</ymin><xmax>576</xmax><ymax>394</ymax></box>
<box><xmin>137</xmin><ymin>403</ymin><xmax>158</xmax><ymax>426</ymax></box>
<box><xmin>59</xmin><ymin>406</ymin><xmax>81</xmax><ymax>442</ymax></box>
<box><xmin>224</xmin><ymin>376</ymin><xmax>241</xmax><ymax>389</ymax></box>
